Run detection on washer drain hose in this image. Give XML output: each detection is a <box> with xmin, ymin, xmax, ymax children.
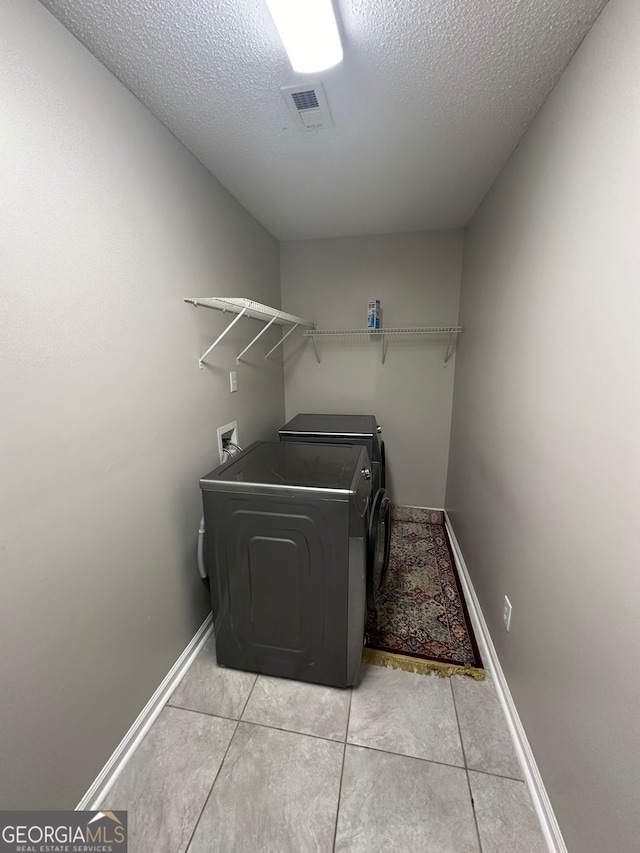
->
<box><xmin>197</xmin><ymin>515</ymin><xmax>207</xmax><ymax>579</ymax></box>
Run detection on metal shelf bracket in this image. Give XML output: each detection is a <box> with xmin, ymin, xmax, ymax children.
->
<box><xmin>444</xmin><ymin>331</ymin><xmax>456</xmax><ymax>365</ymax></box>
<box><xmin>310</xmin><ymin>334</ymin><xmax>321</xmax><ymax>365</ymax></box>
<box><xmin>236</xmin><ymin>315</ymin><xmax>278</xmax><ymax>364</ymax></box>
<box><xmin>265</xmin><ymin>322</ymin><xmax>300</xmax><ymax>360</ymax></box>
<box><xmin>197</xmin><ymin>307</ymin><xmax>247</xmax><ymax>369</ymax></box>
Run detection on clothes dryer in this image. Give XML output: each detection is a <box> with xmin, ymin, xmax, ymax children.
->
<box><xmin>279</xmin><ymin>414</ymin><xmax>391</xmax><ymax>613</ymax></box>
<box><xmin>200</xmin><ymin>441</ymin><xmax>371</xmax><ymax>688</ymax></box>
<box><xmin>279</xmin><ymin>413</ymin><xmax>385</xmax><ymax>493</ymax></box>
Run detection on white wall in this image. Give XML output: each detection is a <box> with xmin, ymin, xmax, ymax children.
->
<box><xmin>0</xmin><ymin>0</ymin><xmax>284</xmax><ymax>808</ymax></box>
<box><xmin>446</xmin><ymin>0</ymin><xmax>640</xmax><ymax>850</ymax></box>
<box><xmin>280</xmin><ymin>232</ymin><xmax>463</xmax><ymax>507</ymax></box>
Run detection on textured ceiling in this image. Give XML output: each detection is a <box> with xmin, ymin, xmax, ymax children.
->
<box><xmin>39</xmin><ymin>0</ymin><xmax>607</xmax><ymax>240</ymax></box>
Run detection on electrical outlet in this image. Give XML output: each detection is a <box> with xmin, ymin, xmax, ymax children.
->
<box><xmin>217</xmin><ymin>421</ymin><xmax>238</xmax><ymax>464</ymax></box>
<box><xmin>229</xmin><ymin>371</ymin><xmax>238</xmax><ymax>393</ymax></box>
<box><xmin>503</xmin><ymin>595</ymin><xmax>513</xmax><ymax>632</ymax></box>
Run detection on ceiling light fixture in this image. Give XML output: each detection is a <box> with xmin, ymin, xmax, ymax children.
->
<box><xmin>266</xmin><ymin>0</ymin><xmax>343</xmax><ymax>74</ymax></box>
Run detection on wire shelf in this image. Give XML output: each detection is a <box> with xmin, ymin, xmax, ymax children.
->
<box><xmin>185</xmin><ymin>297</ymin><xmax>313</xmax><ymax>328</ymax></box>
<box><xmin>185</xmin><ymin>297</ymin><xmax>314</xmax><ymax>368</ymax></box>
<box><xmin>304</xmin><ymin>327</ymin><xmax>461</xmax><ymax>338</ymax></box>
<box><xmin>303</xmin><ymin>326</ymin><xmax>462</xmax><ymax>365</ymax></box>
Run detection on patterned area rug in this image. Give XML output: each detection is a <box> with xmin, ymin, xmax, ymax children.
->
<box><xmin>364</xmin><ymin>506</ymin><xmax>484</xmax><ymax>679</ymax></box>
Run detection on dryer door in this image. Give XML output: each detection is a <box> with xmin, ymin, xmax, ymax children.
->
<box><xmin>366</xmin><ymin>488</ymin><xmax>392</xmax><ymax>612</ymax></box>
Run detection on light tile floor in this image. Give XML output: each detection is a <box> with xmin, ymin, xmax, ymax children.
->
<box><xmin>105</xmin><ymin>634</ymin><xmax>548</xmax><ymax>853</ymax></box>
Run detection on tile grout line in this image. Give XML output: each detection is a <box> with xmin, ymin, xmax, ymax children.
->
<box><xmin>344</xmin><ymin>686</ymin><xmax>353</xmax><ymax>746</ymax></box>
<box><xmin>167</xmin><ymin>702</ymin><xmax>240</xmax><ymax>723</ymax></box>
<box><xmin>467</xmin><ymin>766</ymin><xmax>527</xmax><ymax>784</ymax></box>
<box><xmin>238</xmin><ymin>674</ymin><xmax>260</xmax><ymax>720</ymax></box>
<box><xmin>169</xmin><ymin>700</ymin><xmax>348</xmax><ymax>745</ymax></box>
<box><xmin>182</xmin><ymin>717</ymin><xmax>240</xmax><ymax>853</ymax></box>
<box><xmin>182</xmin><ymin>677</ymin><xmax>258</xmax><ymax>853</ymax></box>
<box><xmin>450</xmin><ymin>678</ymin><xmax>484</xmax><ymax>853</ymax></box>
<box><xmin>331</xmin><ymin>688</ymin><xmax>353</xmax><ymax>852</ymax></box>
<box><xmin>346</xmin><ymin>740</ymin><xmax>466</xmax><ymax>771</ymax></box>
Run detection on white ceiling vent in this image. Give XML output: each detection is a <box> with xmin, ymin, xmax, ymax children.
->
<box><xmin>281</xmin><ymin>82</ymin><xmax>334</xmax><ymax>131</ymax></box>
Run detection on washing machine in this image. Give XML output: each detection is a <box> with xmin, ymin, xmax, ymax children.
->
<box><xmin>279</xmin><ymin>414</ymin><xmax>391</xmax><ymax>612</ymax></box>
<box><xmin>200</xmin><ymin>440</ymin><xmax>372</xmax><ymax>688</ymax></box>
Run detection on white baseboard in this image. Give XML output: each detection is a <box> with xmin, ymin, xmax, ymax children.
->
<box><xmin>76</xmin><ymin>612</ymin><xmax>214</xmax><ymax>811</ymax></box>
<box><xmin>444</xmin><ymin>513</ymin><xmax>567</xmax><ymax>853</ymax></box>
